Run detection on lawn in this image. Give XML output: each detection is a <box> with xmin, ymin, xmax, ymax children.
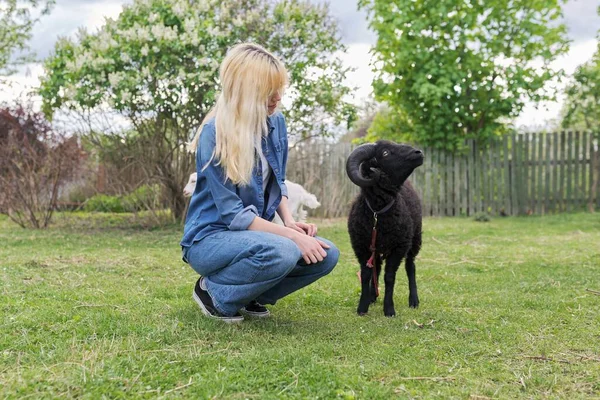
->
<box><xmin>1</xmin><ymin>212</ymin><xmax>599</xmax><ymax>399</ymax></box>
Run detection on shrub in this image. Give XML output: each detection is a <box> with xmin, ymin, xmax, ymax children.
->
<box><xmin>83</xmin><ymin>195</ymin><xmax>126</xmax><ymax>213</ymax></box>
<box><xmin>0</xmin><ymin>102</ymin><xmax>85</xmax><ymax>228</ymax></box>
<box><xmin>122</xmin><ymin>184</ymin><xmax>162</xmax><ymax>212</ymax></box>
<box><xmin>474</xmin><ymin>212</ymin><xmax>491</xmax><ymax>222</ymax></box>
<box><xmin>83</xmin><ymin>184</ymin><xmax>162</xmax><ymax>213</ymax></box>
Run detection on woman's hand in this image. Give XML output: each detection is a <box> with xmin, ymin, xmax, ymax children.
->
<box><xmin>284</xmin><ymin>220</ymin><xmax>318</xmax><ymax>237</ymax></box>
<box><xmin>284</xmin><ymin>219</ymin><xmax>305</xmax><ymax>235</ymax></box>
<box><xmin>290</xmin><ymin>231</ymin><xmax>330</xmax><ymax>264</ymax></box>
<box><xmin>296</xmin><ymin>221</ymin><xmax>317</xmax><ymax>237</ymax></box>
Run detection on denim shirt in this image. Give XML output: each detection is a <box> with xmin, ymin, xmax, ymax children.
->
<box><xmin>180</xmin><ymin>112</ymin><xmax>289</xmax><ymax>248</ymax></box>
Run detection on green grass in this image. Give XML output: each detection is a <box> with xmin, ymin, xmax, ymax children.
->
<box><xmin>1</xmin><ymin>212</ymin><xmax>599</xmax><ymax>399</ymax></box>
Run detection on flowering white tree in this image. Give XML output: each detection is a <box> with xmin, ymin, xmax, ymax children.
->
<box><xmin>39</xmin><ymin>0</ymin><xmax>354</xmax><ymax>220</ymax></box>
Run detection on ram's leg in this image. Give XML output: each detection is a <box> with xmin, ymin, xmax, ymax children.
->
<box><xmin>383</xmin><ymin>252</ymin><xmax>403</xmax><ymax>317</ymax></box>
<box><xmin>357</xmin><ymin>261</ymin><xmax>373</xmax><ymax>315</ymax></box>
<box><xmin>405</xmin><ymin>253</ymin><xmax>419</xmax><ymax>308</ymax></box>
<box><xmin>370</xmin><ymin>256</ymin><xmax>382</xmax><ymax>304</ymax></box>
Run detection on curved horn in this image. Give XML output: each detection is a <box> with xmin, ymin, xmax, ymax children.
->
<box><xmin>346</xmin><ymin>143</ymin><xmax>377</xmax><ymax>187</ymax></box>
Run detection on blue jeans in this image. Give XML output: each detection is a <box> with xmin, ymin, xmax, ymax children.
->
<box><xmin>182</xmin><ymin>231</ymin><xmax>340</xmax><ymax>316</ymax></box>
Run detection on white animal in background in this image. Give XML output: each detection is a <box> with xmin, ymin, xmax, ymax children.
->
<box><xmin>182</xmin><ymin>172</ymin><xmax>320</xmax><ymax>223</ymax></box>
<box><xmin>277</xmin><ymin>180</ymin><xmax>321</xmax><ymax>224</ymax></box>
<box><xmin>183</xmin><ymin>172</ymin><xmax>197</xmax><ymax>198</ymax></box>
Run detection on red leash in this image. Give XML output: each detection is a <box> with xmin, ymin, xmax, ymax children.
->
<box><xmin>366</xmin><ymin>212</ymin><xmax>379</xmax><ymax>296</ymax></box>
<box><xmin>357</xmin><ymin>214</ymin><xmax>379</xmax><ymax>296</ymax></box>
<box><xmin>357</xmin><ymin>198</ymin><xmax>395</xmax><ymax>297</ymax></box>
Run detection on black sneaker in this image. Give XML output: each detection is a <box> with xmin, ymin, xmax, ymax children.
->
<box><xmin>193</xmin><ymin>278</ymin><xmax>244</xmax><ymax>323</ymax></box>
<box><xmin>241</xmin><ymin>300</ymin><xmax>270</xmax><ymax>318</ymax></box>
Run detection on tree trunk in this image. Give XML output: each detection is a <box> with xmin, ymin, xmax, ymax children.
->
<box><xmin>168</xmin><ymin>185</ymin><xmax>187</xmax><ymax>221</ymax></box>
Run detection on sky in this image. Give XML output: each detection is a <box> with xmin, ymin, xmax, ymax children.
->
<box><xmin>1</xmin><ymin>0</ymin><xmax>599</xmax><ymax>129</ymax></box>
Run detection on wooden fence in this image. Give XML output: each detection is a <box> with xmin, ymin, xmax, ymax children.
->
<box><xmin>286</xmin><ymin>132</ymin><xmax>600</xmax><ymax>218</ymax></box>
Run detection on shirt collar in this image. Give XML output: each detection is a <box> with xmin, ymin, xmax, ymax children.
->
<box><xmin>266</xmin><ymin>114</ymin><xmax>275</xmax><ymax>133</ymax></box>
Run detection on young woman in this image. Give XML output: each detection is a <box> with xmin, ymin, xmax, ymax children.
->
<box><xmin>181</xmin><ymin>43</ymin><xmax>339</xmax><ymax>323</ymax></box>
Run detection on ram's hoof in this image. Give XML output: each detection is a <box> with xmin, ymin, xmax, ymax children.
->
<box><xmin>409</xmin><ymin>295</ymin><xmax>420</xmax><ymax>308</ymax></box>
<box><xmin>357</xmin><ymin>305</ymin><xmax>369</xmax><ymax>315</ymax></box>
<box><xmin>384</xmin><ymin>306</ymin><xmax>396</xmax><ymax>317</ymax></box>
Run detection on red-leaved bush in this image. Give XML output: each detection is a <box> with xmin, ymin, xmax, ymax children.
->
<box><xmin>0</xmin><ymin>103</ymin><xmax>85</xmax><ymax>228</ymax></box>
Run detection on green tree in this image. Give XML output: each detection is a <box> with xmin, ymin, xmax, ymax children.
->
<box><xmin>561</xmin><ymin>47</ymin><xmax>600</xmax><ymax>132</ymax></box>
<box><xmin>560</xmin><ymin>33</ymin><xmax>599</xmax><ymax>213</ymax></box>
<box><xmin>359</xmin><ymin>0</ymin><xmax>570</xmax><ymax>151</ymax></box>
<box><xmin>1</xmin><ymin>0</ymin><xmax>54</xmax><ymax>77</ymax></box>
<box><xmin>39</xmin><ymin>0</ymin><xmax>354</xmax><ymax>220</ymax></box>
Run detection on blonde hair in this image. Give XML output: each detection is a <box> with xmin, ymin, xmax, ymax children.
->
<box><xmin>188</xmin><ymin>43</ymin><xmax>289</xmax><ymax>185</ymax></box>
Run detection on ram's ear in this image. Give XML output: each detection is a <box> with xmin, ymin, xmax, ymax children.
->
<box><xmin>369</xmin><ymin>167</ymin><xmax>382</xmax><ymax>181</ymax></box>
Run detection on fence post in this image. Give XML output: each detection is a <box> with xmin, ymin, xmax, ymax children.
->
<box><xmin>536</xmin><ymin>132</ymin><xmax>543</xmax><ymax>215</ymax></box>
<box><xmin>581</xmin><ymin>132</ymin><xmax>589</xmax><ymax>211</ymax></box>
<box><xmin>424</xmin><ymin>146</ymin><xmax>432</xmax><ymax>217</ymax></box>
<box><xmin>575</xmin><ymin>131</ymin><xmax>581</xmax><ymax>211</ymax></box>
<box><xmin>453</xmin><ymin>152</ymin><xmax>460</xmax><ymax>217</ymax></box>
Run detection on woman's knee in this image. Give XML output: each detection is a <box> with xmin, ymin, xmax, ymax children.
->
<box><xmin>256</xmin><ymin>236</ymin><xmax>302</xmax><ymax>276</ymax></box>
<box><xmin>318</xmin><ymin>237</ymin><xmax>340</xmax><ymax>274</ymax></box>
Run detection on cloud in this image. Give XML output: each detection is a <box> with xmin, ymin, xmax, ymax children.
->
<box><xmin>1</xmin><ymin>0</ymin><xmax>128</xmax><ymax>103</ymax></box>
<box><xmin>0</xmin><ymin>64</ymin><xmax>45</xmax><ymax>105</ymax></box>
<box><xmin>562</xmin><ymin>0</ymin><xmax>600</xmax><ymax>43</ymax></box>
<box><xmin>514</xmin><ymin>39</ymin><xmax>598</xmax><ymax>128</ymax></box>
<box><xmin>28</xmin><ymin>0</ymin><xmax>130</xmax><ymax>60</ymax></box>
<box><xmin>338</xmin><ymin>44</ymin><xmax>375</xmax><ymax>105</ymax></box>
<box><xmin>309</xmin><ymin>0</ymin><xmax>375</xmax><ymax>45</ymax></box>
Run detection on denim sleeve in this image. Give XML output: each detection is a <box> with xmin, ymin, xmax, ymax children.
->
<box><xmin>279</xmin><ymin>115</ymin><xmax>289</xmax><ymax>198</ymax></box>
<box><xmin>198</xmin><ymin>124</ymin><xmax>258</xmax><ymax>230</ymax></box>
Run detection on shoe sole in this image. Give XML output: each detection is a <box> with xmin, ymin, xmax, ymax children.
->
<box><xmin>193</xmin><ymin>290</ymin><xmax>244</xmax><ymax>324</ymax></box>
<box><xmin>241</xmin><ymin>308</ymin><xmax>271</xmax><ymax>318</ymax></box>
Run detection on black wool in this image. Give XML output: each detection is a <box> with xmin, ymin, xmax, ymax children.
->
<box><xmin>346</xmin><ymin>140</ymin><xmax>424</xmax><ymax>317</ymax></box>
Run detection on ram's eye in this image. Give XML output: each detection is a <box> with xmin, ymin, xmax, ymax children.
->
<box><xmin>382</xmin><ymin>150</ymin><xmax>390</xmax><ymax>157</ymax></box>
